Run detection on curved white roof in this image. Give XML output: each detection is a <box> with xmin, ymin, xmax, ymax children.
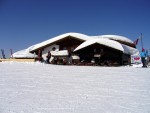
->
<box><xmin>13</xmin><ymin>32</ymin><xmax>136</xmax><ymax>58</ymax></box>
<box><xmin>13</xmin><ymin>46</ymin><xmax>38</xmax><ymax>58</ymax></box>
<box><xmin>121</xmin><ymin>44</ymin><xmax>139</xmax><ymax>55</ymax></box>
<box><xmin>74</xmin><ymin>38</ymin><xmax>124</xmax><ymax>52</ymax></box>
<box><xmin>30</xmin><ymin>32</ymin><xmax>91</xmax><ymax>52</ymax></box>
<box><xmin>30</xmin><ymin>33</ymin><xmax>133</xmax><ymax>52</ymax></box>
<box><xmin>91</xmin><ymin>35</ymin><xmax>133</xmax><ymax>44</ymax></box>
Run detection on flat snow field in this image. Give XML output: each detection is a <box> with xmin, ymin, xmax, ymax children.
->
<box><xmin>0</xmin><ymin>62</ymin><xmax>150</xmax><ymax>113</ymax></box>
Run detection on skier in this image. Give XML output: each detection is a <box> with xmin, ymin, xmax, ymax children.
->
<box><xmin>140</xmin><ymin>48</ymin><xmax>147</xmax><ymax>67</ymax></box>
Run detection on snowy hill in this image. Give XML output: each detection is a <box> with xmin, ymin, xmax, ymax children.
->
<box><xmin>0</xmin><ymin>62</ymin><xmax>150</xmax><ymax>113</ymax></box>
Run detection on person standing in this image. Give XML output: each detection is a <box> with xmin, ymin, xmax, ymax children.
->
<box><xmin>145</xmin><ymin>50</ymin><xmax>149</xmax><ymax>66</ymax></box>
<box><xmin>46</xmin><ymin>51</ymin><xmax>51</xmax><ymax>64</ymax></box>
<box><xmin>68</xmin><ymin>52</ymin><xmax>72</xmax><ymax>65</ymax></box>
<box><xmin>140</xmin><ymin>48</ymin><xmax>147</xmax><ymax>67</ymax></box>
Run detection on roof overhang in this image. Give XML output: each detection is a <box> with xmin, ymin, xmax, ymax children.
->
<box><xmin>74</xmin><ymin>39</ymin><xmax>124</xmax><ymax>52</ymax></box>
<box><xmin>121</xmin><ymin>44</ymin><xmax>140</xmax><ymax>55</ymax></box>
<box><xmin>13</xmin><ymin>49</ymin><xmax>38</xmax><ymax>58</ymax></box>
<box><xmin>30</xmin><ymin>32</ymin><xmax>91</xmax><ymax>53</ymax></box>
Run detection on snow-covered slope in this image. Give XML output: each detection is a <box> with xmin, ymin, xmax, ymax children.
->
<box><xmin>0</xmin><ymin>62</ymin><xmax>150</xmax><ymax>113</ymax></box>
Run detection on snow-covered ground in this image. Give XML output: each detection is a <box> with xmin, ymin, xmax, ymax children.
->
<box><xmin>0</xmin><ymin>62</ymin><xmax>150</xmax><ymax>113</ymax></box>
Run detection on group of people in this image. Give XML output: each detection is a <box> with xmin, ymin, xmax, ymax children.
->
<box><xmin>45</xmin><ymin>51</ymin><xmax>72</xmax><ymax>64</ymax></box>
<box><xmin>140</xmin><ymin>48</ymin><xmax>149</xmax><ymax>68</ymax></box>
<box><xmin>44</xmin><ymin>49</ymin><xmax>149</xmax><ymax>67</ymax></box>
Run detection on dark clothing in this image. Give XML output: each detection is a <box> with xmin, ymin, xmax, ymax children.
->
<box><xmin>46</xmin><ymin>52</ymin><xmax>51</xmax><ymax>63</ymax></box>
<box><xmin>141</xmin><ymin>57</ymin><xmax>146</xmax><ymax>67</ymax></box>
<box><xmin>38</xmin><ymin>49</ymin><xmax>42</xmax><ymax>61</ymax></box>
<box><xmin>140</xmin><ymin>50</ymin><xmax>147</xmax><ymax>67</ymax></box>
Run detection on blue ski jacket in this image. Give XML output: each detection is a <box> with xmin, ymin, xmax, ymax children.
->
<box><xmin>140</xmin><ymin>51</ymin><xmax>147</xmax><ymax>58</ymax></box>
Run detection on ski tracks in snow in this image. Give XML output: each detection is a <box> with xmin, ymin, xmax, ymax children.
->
<box><xmin>0</xmin><ymin>62</ymin><xmax>150</xmax><ymax>113</ymax></box>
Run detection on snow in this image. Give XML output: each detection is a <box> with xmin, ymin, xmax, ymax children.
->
<box><xmin>29</xmin><ymin>33</ymin><xmax>134</xmax><ymax>53</ymax></box>
<box><xmin>74</xmin><ymin>39</ymin><xmax>139</xmax><ymax>55</ymax></box>
<box><xmin>51</xmin><ymin>50</ymin><xmax>68</xmax><ymax>56</ymax></box>
<box><xmin>31</xmin><ymin>33</ymin><xmax>133</xmax><ymax>53</ymax></box>
<box><xmin>30</xmin><ymin>32</ymin><xmax>92</xmax><ymax>52</ymax></box>
<box><xmin>74</xmin><ymin>38</ymin><xmax>124</xmax><ymax>52</ymax></box>
<box><xmin>121</xmin><ymin>44</ymin><xmax>139</xmax><ymax>55</ymax></box>
<box><xmin>91</xmin><ymin>35</ymin><xmax>133</xmax><ymax>44</ymax></box>
<box><xmin>0</xmin><ymin>62</ymin><xmax>150</xmax><ymax>113</ymax></box>
<box><xmin>12</xmin><ymin>46</ymin><xmax>38</xmax><ymax>58</ymax></box>
<box><xmin>13</xmin><ymin>32</ymin><xmax>135</xmax><ymax>58</ymax></box>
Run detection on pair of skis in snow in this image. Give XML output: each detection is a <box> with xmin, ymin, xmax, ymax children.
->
<box><xmin>1</xmin><ymin>49</ymin><xmax>13</xmax><ymax>59</ymax></box>
<box><xmin>1</xmin><ymin>49</ymin><xmax>6</xmax><ymax>59</ymax></box>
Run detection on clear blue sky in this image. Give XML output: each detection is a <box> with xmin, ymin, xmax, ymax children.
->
<box><xmin>0</xmin><ymin>0</ymin><xmax>150</xmax><ymax>58</ymax></box>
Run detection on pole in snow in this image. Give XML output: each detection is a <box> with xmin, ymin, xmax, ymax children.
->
<box><xmin>10</xmin><ymin>49</ymin><xmax>13</xmax><ymax>58</ymax></box>
<box><xmin>141</xmin><ymin>33</ymin><xmax>144</xmax><ymax>50</ymax></box>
